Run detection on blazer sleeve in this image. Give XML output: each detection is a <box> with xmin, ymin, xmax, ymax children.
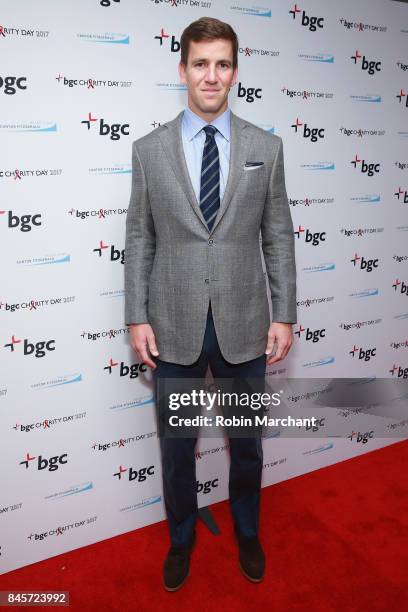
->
<box><xmin>124</xmin><ymin>141</ymin><xmax>156</xmax><ymax>325</ymax></box>
<box><xmin>260</xmin><ymin>137</ymin><xmax>297</xmax><ymax>324</ymax></box>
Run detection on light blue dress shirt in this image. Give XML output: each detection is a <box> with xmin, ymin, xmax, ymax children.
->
<box><xmin>181</xmin><ymin>106</ymin><xmax>231</xmax><ymax>203</ymax></box>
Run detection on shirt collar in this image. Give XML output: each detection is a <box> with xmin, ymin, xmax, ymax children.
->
<box><xmin>182</xmin><ymin>105</ymin><xmax>231</xmax><ymax>142</ymax></box>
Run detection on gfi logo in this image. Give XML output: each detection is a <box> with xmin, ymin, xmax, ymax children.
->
<box><xmin>4</xmin><ymin>336</ymin><xmax>56</xmax><ymax>358</ymax></box>
<box><xmin>237</xmin><ymin>82</ymin><xmax>262</xmax><ymax>103</ymax></box>
<box><xmin>196</xmin><ymin>478</ymin><xmax>219</xmax><ymax>494</ymax></box>
<box><xmin>351</xmin><ymin>51</ymin><xmax>381</xmax><ymax>75</ymax></box>
<box><xmin>350</xmin><ymin>155</ymin><xmax>380</xmax><ymax>176</ymax></box>
<box><xmin>154</xmin><ymin>28</ymin><xmax>180</xmax><ymax>51</ymax></box>
<box><xmin>350</xmin><ymin>254</ymin><xmax>379</xmax><ymax>272</ymax></box>
<box><xmin>0</xmin><ymin>76</ymin><xmax>27</xmax><ymax>95</ymax></box>
<box><xmin>349</xmin><ymin>345</ymin><xmax>377</xmax><ymax>361</ymax></box>
<box><xmin>93</xmin><ymin>241</ymin><xmax>125</xmax><ymax>263</ymax></box>
<box><xmin>289</xmin><ymin>4</ymin><xmax>324</xmax><ymax>31</ymax></box>
<box><xmin>348</xmin><ymin>430</ymin><xmax>374</xmax><ymax>444</ymax></box>
<box><xmin>295</xmin><ymin>326</ymin><xmax>326</xmax><ymax>343</ymax></box>
<box><xmin>19</xmin><ymin>453</ymin><xmax>68</xmax><ymax>471</ymax></box>
<box><xmin>294</xmin><ymin>226</ymin><xmax>326</xmax><ymax>245</ymax></box>
<box><xmin>291</xmin><ymin>118</ymin><xmax>325</xmax><ymax>142</ymax></box>
<box><xmin>1</xmin><ymin>210</ymin><xmax>42</xmax><ymax>232</ymax></box>
<box><xmin>104</xmin><ymin>358</ymin><xmax>148</xmax><ymax>378</ymax></box>
<box><xmin>394</xmin><ymin>187</ymin><xmax>408</xmax><ymax>203</ymax></box>
<box><xmin>81</xmin><ymin>112</ymin><xmax>129</xmax><ymax>140</ymax></box>
<box><xmin>114</xmin><ymin>464</ymin><xmax>154</xmax><ymax>481</ymax></box>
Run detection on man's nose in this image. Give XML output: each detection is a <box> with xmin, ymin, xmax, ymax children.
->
<box><xmin>204</xmin><ymin>67</ymin><xmax>217</xmax><ymax>82</ymax></box>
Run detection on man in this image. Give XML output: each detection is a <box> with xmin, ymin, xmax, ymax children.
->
<box><xmin>124</xmin><ymin>16</ymin><xmax>297</xmax><ymax>591</ymax></box>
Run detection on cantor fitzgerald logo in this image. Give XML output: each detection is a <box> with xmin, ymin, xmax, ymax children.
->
<box><xmin>113</xmin><ymin>464</ymin><xmax>155</xmax><ymax>482</ymax></box>
<box><xmin>93</xmin><ymin>240</ymin><xmax>125</xmax><ymax>263</ymax></box>
<box><xmin>350</xmin><ymin>50</ymin><xmax>381</xmax><ymax>74</ymax></box>
<box><xmin>76</xmin><ymin>32</ymin><xmax>129</xmax><ymax>44</ymax></box>
<box><xmin>104</xmin><ymin>357</ymin><xmax>148</xmax><ymax>378</ymax></box>
<box><xmin>81</xmin><ymin>112</ymin><xmax>129</xmax><ymax>140</ymax></box>
<box><xmin>396</xmin><ymin>89</ymin><xmax>408</xmax><ymax>107</ymax></box>
<box><xmin>289</xmin><ymin>4</ymin><xmax>324</xmax><ymax>31</ymax></box>
<box><xmin>3</xmin><ymin>335</ymin><xmax>55</xmax><ymax>358</ymax></box>
<box><xmin>19</xmin><ymin>452</ymin><xmax>68</xmax><ymax>471</ymax></box>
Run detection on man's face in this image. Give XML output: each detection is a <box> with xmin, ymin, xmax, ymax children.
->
<box><xmin>178</xmin><ymin>38</ymin><xmax>238</xmax><ymax>120</ymax></box>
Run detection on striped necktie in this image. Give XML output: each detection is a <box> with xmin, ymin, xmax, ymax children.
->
<box><xmin>199</xmin><ymin>125</ymin><xmax>220</xmax><ymax>232</ymax></box>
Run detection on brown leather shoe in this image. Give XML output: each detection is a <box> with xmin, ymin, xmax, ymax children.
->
<box><xmin>236</xmin><ymin>533</ymin><xmax>265</xmax><ymax>582</ymax></box>
<box><xmin>163</xmin><ymin>532</ymin><xmax>196</xmax><ymax>592</ymax></box>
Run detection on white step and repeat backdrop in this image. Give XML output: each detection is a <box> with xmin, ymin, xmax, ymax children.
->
<box><xmin>1</xmin><ymin>0</ymin><xmax>408</xmax><ymax>575</ymax></box>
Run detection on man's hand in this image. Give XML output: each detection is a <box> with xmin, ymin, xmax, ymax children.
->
<box><xmin>128</xmin><ymin>323</ymin><xmax>159</xmax><ymax>370</ymax></box>
<box><xmin>265</xmin><ymin>322</ymin><xmax>293</xmax><ymax>365</ymax></box>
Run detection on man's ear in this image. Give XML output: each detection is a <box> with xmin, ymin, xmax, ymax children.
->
<box><xmin>178</xmin><ymin>61</ymin><xmax>186</xmax><ymax>84</ymax></box>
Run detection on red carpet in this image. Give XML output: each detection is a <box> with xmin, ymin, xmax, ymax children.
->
<box><xmin>1</xmin><ymin>440</ymin><xmax>408</xmax><ymax>611</ymax></box>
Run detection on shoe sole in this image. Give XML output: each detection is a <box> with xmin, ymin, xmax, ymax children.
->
<box><xmin>163</xmin><ymin>571</ymin><xmax>189</xmax><ymax>592</ymax></box>
<box><xmin>239</xmin><ymin>561</ymin><xmax>264</xmax><ymax>583</ymax></box>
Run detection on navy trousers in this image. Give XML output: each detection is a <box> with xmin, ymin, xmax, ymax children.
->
<box><xmin>152</xmin><ymin>302</ymin><xmax>266</xmax><ymax>548</ymax></box>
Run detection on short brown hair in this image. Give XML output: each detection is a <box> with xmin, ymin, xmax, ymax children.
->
<box><xmin>180</xmin><ymin>16</ymin><xmax>239</xmax><ymax>70</ymax></box>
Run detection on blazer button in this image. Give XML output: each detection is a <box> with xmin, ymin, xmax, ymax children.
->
<box><xmin>208</xmin><ymin>239</ymin><xmax>214</xmax><ymax>245</ymax></box>
<box><xmin>204</xmin><ymin>278</ymin><xmax>209</xmax><ymax>284</ymax></box>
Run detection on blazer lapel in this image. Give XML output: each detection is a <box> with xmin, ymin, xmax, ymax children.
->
<box><xmin>157</xmin><ymin>109</ymin><xmax>253</xmax><ymax>234</ymax></box>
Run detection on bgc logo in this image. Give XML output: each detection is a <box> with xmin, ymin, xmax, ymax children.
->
<box><xmin>294</xmin><ymin>325</ymin><xmax>326</xmax><ymax>343</ymax></box>
<box><xmin>348</xmin><ymin>430</ymin><xmax>374</xmax><ymax>444</ymax></box>
<box><xmin>237</xmin><ymin>82</ymin><xmax>262</xmax><ymax>103</ymax></box>
<box><xmin>81</xmin><ymin>112</ymin><xmax>129</xmax><ymax>140</ymax></box>
<box><xmin>4</xmin><ymin>335</ymin><xmax>55</xmax><ymax>358</ymax></box>
<box><xmin>389</xmin><ymin>364</ymin><xmax>408</xmax><ymax>378</ymax></box>
<box><xmin>392</xmin><ymin>279</ymin><xmax>408</xmax><ymax>296</ymax></box>
<box><xmin>93</xmin><ymin>240</ymin><xmax>125</xmax><ymax>264</ymax></box>
<box><xmin>294</xmin><ymin>226</ymin><xmax>326</xmax><ymax>245</ymax></box>
<box><xmin>395</xmin><ymin>187</ymin><xmax>408</xmax><ymax>203</ymax></box>
<box><xmin>100</xmin><ymin>0</ymin><xmax>120</xmax><ymax>6</ymax></box>
<box><xmin>154</xmin><ymin>27</ymin><xmax>180</xmax><ymax>52</ymax></box>
<box><xmin>291</xmin><ymin>118</ymin><xmax>325</xmax><ymax>142</ymax></box>
<box><xmin>197</xmin><ymin>478</ymin><xmax>219</xmax><ymax>494</ymax></box>
<box><xmin>349</xmin><ymin>345</ymin><xmax>376</xmax><ymax>361</ymax></box>
<box><xmin>0</xmin><ymin>76</ymin><xmax>27</xmax><ymax>95</ymax></box>
<box><xmin>350</xmin><ymin>253</ymin><xmax>379</xmax><ymax>272</ymax></box>
<box><xmin>0</xmin><ymin>210</ymin><xmax>42</xmax><ymax>232</ymax></box>
<box><xmin>396</xmin><ymin>89</ymin><xmax>408</xmax><ymax>107</ymax></box>
<box><xmin>351</xmin><ymin>50</ymin><xmax>381</xmax><ymax>75</ymax></box>
<box><xmin>350</xmin><ymin>154</ymin><xmax>380</xmax><ymax>176</ymax></box>
<box><xmin>104</xmin><ymin>358</ymin><xmax>148</xmax><ymax>378</ymax></box>
<box><xmin>113</xmin><ymin>464</ymin><xmax>154</xmax><ymax>482</ymax></box>
<box><xmin>19</xmin><ymin>453</ymin><xmax>68</xmax><ymax>471</ymax></box>
<box><xmin>289</xmin><ymin>4</ymin><xmax>324</xmax><ymax>31</ymax></box>
<box><xmin>304</xmin><ymin>417</ymin><xmax>325</xmax><ymax>432</ymax></box>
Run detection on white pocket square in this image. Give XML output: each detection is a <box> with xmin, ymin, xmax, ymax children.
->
<box><xmin>243</xmin><ymin>161</ymin><xmax>264</xmax><ymax>171</ymax></box>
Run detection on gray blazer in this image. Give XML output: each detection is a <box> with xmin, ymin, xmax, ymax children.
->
<box><xmin>124</xmin><ymin>110</ymin><xmax>297</xmax><ymax>365</ymax></box>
